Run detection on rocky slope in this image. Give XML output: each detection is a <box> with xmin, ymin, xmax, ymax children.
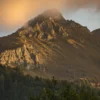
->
<box><xmin>0</xmin><ymin>9</ymin><xmax>100</xmax><ymax>81</ymax></box>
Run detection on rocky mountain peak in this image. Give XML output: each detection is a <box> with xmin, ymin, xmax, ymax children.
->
<box><xmin>27</xmin><ymin>9</ymin><xmax>65</xmax><ymax>27</ymax></box>
<box><xmin>0</xmin><ymin>9</ymin><xmax>100</xmax><ymax>81</ymax></box>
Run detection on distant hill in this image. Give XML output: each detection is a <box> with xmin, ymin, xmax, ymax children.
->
<box><xmin>92</xmin><ymin>28</ymin><xmax>100</xmax><ymax>42</ymax></box>
<box><xmin>92</xmin><ymin>28</ymin><xmax>100</xmax><ymax>34</ymax></box>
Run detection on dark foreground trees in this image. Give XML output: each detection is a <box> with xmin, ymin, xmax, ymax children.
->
<box><xmin>0</xmin><ymin>65</ymin><xmax>100</xmax><ymax>100</ymax></box>
<box><xmin>30</xmin><ymin>78</ymin><xmax>100</xmax><ymax>100</ymax></box>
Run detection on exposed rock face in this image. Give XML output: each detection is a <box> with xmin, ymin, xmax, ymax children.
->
<box><xmin>0</xmin><ymin>9</ymin><xmax>100</xmax><ymax>81</ymax></box>
<box><xmin>0</xmin><ymin>45</ymin><xmax>34</xmax><ymax>68</ymax></box>
<box><xmin>0</xmin><ymin>43</ymin><xmax>50</xmax><ymax>70</ymax></box>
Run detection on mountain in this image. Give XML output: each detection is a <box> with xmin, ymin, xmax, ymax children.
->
<box><xmin>0</xmin><ymin>9</ymin><xmax>100</xmax><ymax>81</ymax></box>
<box><xmin>92</xmin><ymin>28</ymin><xmax>100</xmax><ymax>34</ymax></box>
<box><xmin>92</xmin><ymin>29</ymin><xmax>100</xmax><ymax>45</ymax></box>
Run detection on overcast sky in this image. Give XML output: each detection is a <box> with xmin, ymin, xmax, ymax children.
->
<box><xmin>0</xmin><ymin>0</ymin><xmax>100</xmax><ymax>37</ymax></box>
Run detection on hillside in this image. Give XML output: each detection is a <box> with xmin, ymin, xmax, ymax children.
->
<box><xmin>0</xmin><ymin>9</ymin><xmax>100</xmax><ymax>81</ymax></box>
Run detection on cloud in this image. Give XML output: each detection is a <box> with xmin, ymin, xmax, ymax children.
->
<box><xmin>65</xmin><ymin>0</ymin><xmax>100</xmax><ymax>10</ymax></box>
<box><xmin>0</xmin><ymin>0</ymin><xmax>100</xmax><ymax>28</ymax></box>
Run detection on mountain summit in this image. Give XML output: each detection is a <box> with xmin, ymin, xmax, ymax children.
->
<box><xmin>39</xmin><ymin>9</ymin><xmax>65</xmax><ymax>20</ymax></box>
<box><xmin>27</xmin><ymin>9</ymin><xmax>66</xmax><ymax>28</ymax></box>
<box><xmin>0</xmin><ymin>9</ymin><xmax>100</xmax><ymax>81</ymax></box>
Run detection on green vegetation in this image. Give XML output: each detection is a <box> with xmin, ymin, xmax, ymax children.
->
<box><xmin>0</xmin><ymin>65</ymin><xmax>100</xmax><ymax>100</ymax></box>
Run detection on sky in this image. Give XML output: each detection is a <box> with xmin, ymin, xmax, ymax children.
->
<box><xmin>0</xmin><ymin>0</ymin><xmax>100</xmax><ymax>37</ymax></box>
